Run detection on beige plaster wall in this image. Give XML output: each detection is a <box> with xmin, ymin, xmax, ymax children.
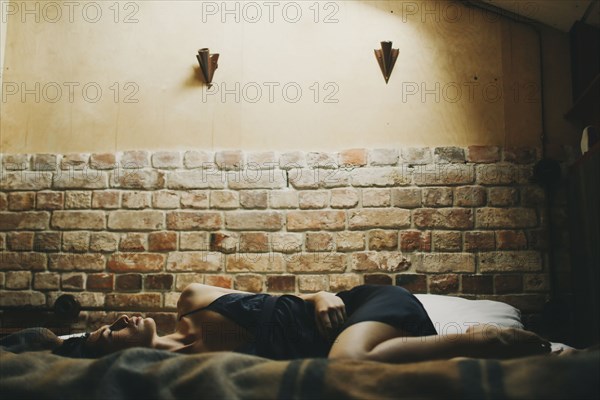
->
<box><xmin>0</xmin><ymin>0</ymin><xmax>555</xmax><ymax>153</ymax></box>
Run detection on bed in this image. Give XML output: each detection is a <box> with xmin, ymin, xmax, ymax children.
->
<box><xmin>1</xmin><ymin>294</ymin><xmax>598</xmax><ymax>399</ymax></box>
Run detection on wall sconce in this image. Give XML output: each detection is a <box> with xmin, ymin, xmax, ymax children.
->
<box><xmin>196</xmin><ymin>48</ymin><xmax>219</xmax><ymax>87</ymax></box>
<box><xmin>374</xmin><ymin>41</ymin><xmax>398</xmax><ymax>84</ymax></box>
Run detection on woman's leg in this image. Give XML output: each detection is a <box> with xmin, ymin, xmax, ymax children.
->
<box><xmin>328</xmin><ymin>321</ymin><xmax>551</xmax><ymax>363</ymax></box>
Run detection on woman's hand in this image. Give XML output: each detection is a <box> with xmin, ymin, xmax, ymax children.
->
<box><xmin>310</xmin><ymin>291</ymin><xmax>347</xmax><ymax>340</ymax></box>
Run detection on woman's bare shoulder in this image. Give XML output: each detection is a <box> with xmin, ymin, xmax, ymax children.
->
<box><xmin>177</xmin><ymin>283</ymin><xmax>253</xmax><ymax>317</ymax></box>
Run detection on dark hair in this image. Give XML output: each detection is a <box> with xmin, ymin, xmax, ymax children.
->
<box><xmin>52</xmin><ymin>333</ymin><xmax>104</xmax><ymax>359</ymax></box>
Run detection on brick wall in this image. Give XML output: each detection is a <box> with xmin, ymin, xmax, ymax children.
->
<box><xmin>0</xmin><ymin>146</ymin><xmax>552</xmax><ymax>333</ymax></box>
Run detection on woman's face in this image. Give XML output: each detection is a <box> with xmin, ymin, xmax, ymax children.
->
<box><xmin>86</xmin><ymin>315</ymin><xmax>157</xmax><ymax>355</ymax></box>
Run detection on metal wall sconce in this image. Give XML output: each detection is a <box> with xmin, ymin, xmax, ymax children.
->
<box><xmin>374</xmin><ymin>41</ymin><xmax>399</xmax><ymax>84</ymax></box>
<box><xmin>196</xmin><ymin>48</ymin><xmax>219</xmax><ymax>87</ymax></box>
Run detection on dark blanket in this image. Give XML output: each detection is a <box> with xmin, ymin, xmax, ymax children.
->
<box><xmin>1</xmin><ymin>329</ymin><xmax>598</xmax><ymax>399</ymax></box>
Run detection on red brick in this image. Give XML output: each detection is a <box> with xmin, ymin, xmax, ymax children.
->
<box><xmin>399</xmin><ymin>230</ymin><xmax>431</xmax><ymax>252</ymax></box>
<box><xmin>115</xmin><ymin>274</ymin><xmax>142</xmax><ymax>291</ymax></box>
<box><xmin>395</xmin><ymin>274</ymin><xmax>427</xmax><ymax>293</ymax></box>
<box><xmin>5</xmin><ymin>271</ymin><xmax>32</xmax><ymax>289</ymax></box>
<box><xmin>306</xmin><ymin>232</ymin><xmax>335</xmax><ymax>252</ymax></box>
<box><xmin>87</xmin><ymin>273</ymin><xmax>114</xmax><ymax>291</ymax></box>
<box><xmin>503</xmin><ymin>147</ymin><xmax>538</xmax><ymax>164</ymax></box>
<box><xmin>120</xmin><ymin>151</ymin><xmax>150</xmax><ymax>168</ymax></box>
<box><xmin>226</xmin><ymin>253</ymin><xmax>284</xmax><ymax>273</ymax></box>
<box><xmin>467</xmin><ymin>146</ymin><xmax>500</xmax><ymax>163</ymax></box>
<box><xmin>210</xmin><ymin>191</ymin><xmax>239</xmax><ymax>209</ymax></box>
<box><xmin>432</xmin><ymin>231</ymin><xmax>462</xmax><ymax>252</ymax></box>
<box><xmin>329</xmin><ymin>274</ymin><xmax>361</xmax><ymax>292</ymax></box>
<box><xmin>152</xmin><ymin>151</ymin><xmax>182</xmax><ymax>169</ymax></box>
<box><xmin>62</xmin><ymin>273</ymin><xmax>85</xmax><ymax>290</ymax></box>
<box><xmin>51</xmin><ymin>211</ymin><xmax>105</xmax><ymax>230</ymax></box>
<box><xmin>148</xmin><ymin>231</ymin><xmax>177</xmax><ymax>252</ymax></box>
<box><xmin>475</xmin><ymin>208</ymin><xmax>537</xmax><ymax>229</ymax></box>
<box><xmin>225</xmin><ymin>211</ymin><xmax>283</xmax><ymax>231</ymax></box>
<box><xmin>496</xmin><ymin>230</ymin><xmax>528</xmax><ymax>250</ymax></box>
<box><xmin>487</xmin><ymin>187</ymin><xmax>518</xmax><ymax>206</ymax></box>
<box><xmin>60</xmin><ymin>153</ymin><xmax>89</xmax><ymax>170</ymax></box>
<box><xmin>461</xmin><ymin>275</ymin><xmax>493</xmax><ymax>294</ymax></box>
<box><xmin>364</xmin><ymin>274</ymin><xmax>392</xmax><ymax>285</ymax></box>
<box><xmin>434</xmin><ymin>147</ymin><xmax>465</xmax><ymax>163</ymax></box>
<box><xmin>454</xmin><ymin>186</ymin><xmax>486</xmax><ymax>207</ymax></box>
<box><xmin>350</xmin><ymin>251</ymin><xmax>410</xmax><ymax>273</ymax></box>
<box><xmin>523</xmin><ymin>273</ymin><xmax>549</xmax><ymax>292</ymax></box>
<box><xmin>180</xmin><ymin>191</ymin><xmax>209</xmax><ymax>209</ymax></box>
<box><xmin>368</xmin><ymin>230</ymin><xmax>398</xmax><ymax>251</ymax></box>
<box><xmin>0</xmin><ymin>211</ymin><xmax>49</xmax><ymax>230</ymax></box>
<box><xmin>146</xmin><ymin>312</ymin><xmax>177</xmax><ymax>335</ymax></box>
<box><xmin>33</xmin><ymin>272</ymin><xmax>60</xmax><ymax>290</ymax></box>
<box><xmin>286</xmin><ymin>253</ymin><xmax>345</xmax><ymax>273</ymax></box>
<box><xmin>330</xmin><ymin>188</ymin><xmax>359</xmax><ymax>209</ymax></box>
<box><xmin>350</xmin><ymin>167</ymin><xmax>411</xmax><ymax>187</ymax></box>
<box><xmin>348</xmin><ymin>209</ymin><xmax>410</xmax><ymax>230</ymax></box>
<box><xmin>239</xmin><ymin>232</ymin><xmax>270</xmax><ymax>252</ymax></box>
<box><xmin>36</xmin><ymin>192</ymin><xmax>64</xmax><ymax>210</ymax></box>
<box><xmin>106</xmin><ymin>293</ymin><xmax>160</xmax><ymax>310</ymax></box>
<box><xmin>121</xmin><ymin>191</ymin><xmax>151</xmax><ymax>209</ymax></box>
<box><xmin>287</xmin><ymin>211</ymin><xmax>346</xmax><ymax>231</ymax></box>
<box><xmin>235</xmin><ymin>274</ymin><xmax>263</xmax><ymax>292</ymax></box>
<box><xmin>413</xmin><ymin>208</ymin><xmax>473</xmax><ymax>229</ymax></box>
<box><xmin>119</xmin><ymin>233</ymin><xmax>147</xmax><ymax>251</ymax></box>
<box><xmin>145</xmin><ymin>274</ymin><xmax>174</xmax><ymax>290</ymax></box>
<box><xmin>92</xmin><ymin>191</ymin><xmax>120</xmax><ymax>209</ymax></box>
<box><xmin>7</xmin><ymin>232</ymin><xmax>34</xmax><ymax>251</ymax></box>
<box><xmin>417</xmin><ymin>253</ymin><xmax>475</xmax><ymax>273</ymax></box>
<box><xmin>413</xmin><ymin>164</ymin><xmax>474</xmax><ymax>185</ymax></box>
<box><xmin>215</xmin><ymin>150</ymin><xmax>244</xmax><ymax>170</ymax></box>
<box><xmin>107</xmin><ymin>253</ymin><xmax>165</xmax><ymax>272</ymax></box>
<box><xmin>61</xmin><ymin>231</ymin><xmax>90</xmax><ymax>252</ymax></box>
<box><xmin>90</xmin><ymin>153</ymin><xmax>117</xmax><ymax>169</ymax></box>
<box><xmin>2</xmin><ymin>171</ymin><xmax>52</xmax><ymax>191</ymax></box>
<box><xmin>464</xmin><ymin>231</ymin><xmax>495</xmax><ymax>252</ymax></box>
<box><xmin>299</xmin><ymin>275</ymin><xmax>329</xmax><ymax>292</ymax></box>
<box><xmin>0</xmin><ymin>252</ymin><xmax>47</xmax><ymax>270</ymax></box>
<box><xmin>335</xmin><ymin>232</ymin><xmax>365</xmax><ymax>252</ymax></box>
<box><xmin>209</xmin><ymin>232</ymin><xmax>238</xmax><ymax>253</ymax></box>
<box><xmin>108</xmin><ymin>210</ymin><xmax>164</xmax><ymax>231</ymax></box>
<box><xmin>64</xmin><ymin>191</ymin><xmax>92</xmax><ymax>209</ymax></box>
<box><xmin>113</xmin><ymin>170</ymin><xmax>165</xmax><ymax>190</ymax></box>
<box><xmin>494</xmin><ymin>275</ymin><xmax>523</xmax><ymax>294</ymax></box>
<box><xmin>267</xmin><ymin>275</ymin><xmax>296</xmax><ymax>292</ymax></box>
<box><xmin>0</xmin><ymin>291</ymin><xmax>45</xmax><ymax>307</ymax></box>
<box><xmin>167</xmin><ymin>252</ymin><xmax>222</xmax><ymax>272</ymax></box>
<box><xmin>422</xmin><ymin>188</ymin><xmax>453</xmax><ymax>207</ymax></box>
<box><xmin>429</xmin><ymin>274</ymin><xmax>459</xmax><ymax>294</ymax></box>
<box><xmin>479</xmin><ymin>251</ymin><xmax>541</xmax><ymax>272</ymax></box>
<box><xmin>239</xmin><ymin>190</ymin><xmax>268</xmax><ymax>209</ymax></box>
<box><xmin>34</xmin><ymin>232</ymin><xmax>61</xmax><ymax>252</ymax></box>
<box><xmin>49</xmin><ymin>253</ymin><xmax>104</xmax><ymax>271</ymax></box>
<box><xmin>339</xmin><ymin>148</ymin><xmax>367</xmax><ymax>166</ymax></box>
<box><xmin>0</xmin><ymin>193</ymin><xmax>7</xmax><ymax>210</ymax></box>
<box><xmin>166</xmin><ymin>211</ymin><xmax>222</xmax><ymax>230</ymax></box>
<box><xmin>204</xmin><ymin>275</ymin><xmax>232</xmax><ymax>288</ymax></box>
<box><xmin>8</xmin><ymin>192</ymin><xmax>35</xmax><ymax>210</ymax></box>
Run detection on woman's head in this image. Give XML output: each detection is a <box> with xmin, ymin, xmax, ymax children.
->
<box><xmin>53</xmin><ymin>315</ymin><xmax>157</xmax><ymax>358</ymax></box>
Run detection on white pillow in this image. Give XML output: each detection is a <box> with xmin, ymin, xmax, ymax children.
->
<box><xmin>415</xmin><ymin>294</ymin><xmax>524</xmax><ymax>336</ymax></box>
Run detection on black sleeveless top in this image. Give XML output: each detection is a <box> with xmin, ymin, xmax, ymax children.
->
<box><xmin>179</xmin><ymin>285</ymin><xmax>436</xmax><ymax>360</ymax></box>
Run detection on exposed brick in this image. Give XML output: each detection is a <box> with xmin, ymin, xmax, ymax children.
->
<box><xmin>0</xmin><ymin>193</ymin><xmax>7</xmax><ymax>210</ymax></box>
<box><xmin>145</xmin><ymin>274</ymin><xmax>174</xmax><ymax>290</ymax></box>
<box><xmin>2</xmin><ymin>154</ymin><xmax>29</xmax><ymax>170</ymax></box>
<box><xmin>179</xmin><ymin>232</ymin><xmax>209</xmax><ymax>251</ymax></box>
<box><xmin>413</xmin><ymin>208</ymin><xmax>473</xmax><ymax>229</ymax></box>
<box><xmin>51</xmin><ymin>211</ymin><xmax>105</xmax><ymax>230</ymax></box>
<box><xmin>35</xmin><ymin>192</ymin><xmax>63</xmax><ymax>210</ymax></box>
<box><xmin>60</xmin><ymin>153</ymin><xmax>89</xmax><ymax>170</ymax></box>
<box><xmin>174</xmin><ymin>273</ymin><xmax>203</xmax><ymax>290</ymax></box>
<box><xmin>350</xmin><ymin>167</ymin><xmax>411</xmax><ymax>187</ymax></box>
<box><xmin>166</xmin><ymin>252</ymin><xmax>222</xmax><ymax>272</ymax></box>
<box><xmin>422</xmin><ymin>187</ymin><xmax>453</xmax><ymax>207</ymax></box>
<box><xmin>91</xmin><ymin>191</ymin><xmax>120</xmax><ymax>209</ymax></box>
<box><xmin>475</xmin><ymin>208</ymin><xmax>537</xmax><ymax>229</ymax></box>
<box><xmin>523</xmin><ymin>273</ymin><xmax>550</xmax><ymax>292</ymax></box>
<box><xmin>8</xmin><ymin>192</ymin><xmax>35</xmax><ymax>210</ymax></box>
<box><xmin>271</xmin><ymin>233</ymin><xmax>303</xmax><ymax>253</ymax></box>
<box><xmin>111</xmin><ymin>170</ymin><xmax>165</xmax><ymax>190</ymax></box>
<box><xmin>432</xmin><ymin>231</ymin><xmax>462</xmax><ymax>252</ymax></box>
<box><xmin>401</xmin><ymin>147</ymin><xmax>432</xmax><ymax>164</ymax></box>
<box><xmin>350</xmin><ymin>251</ymin><xmax>410</xmax><ymax>272</ymax></box>
<box><xmin>7</xmin><ymin>232</ymin><xmax>34</xmax><ymax>251</ymax></box>
<box><xmin>503</xmin><ymin>147</ymin><xmax>538</xmax><ymax>164</ymax></box>
<box><xmin>238</xmin><ymin>232</ymin><xmax>269</xmax><ymax>253</ymax></box>
<box><xmin>87</xmin><ymin>273</ymin><xmax>114</xmax><ymax>291</ymax></box>
<box><xmin>62</xmin><ymin>273</ymin><xmax>85</xmax><ymax>290</ymax></box>
<box><xmin>370</xmin><ymin>149</ymin><xmax>399</xmax><ymax>166</ymax></box>
<box><xmin>90</xmin><ymin>153</ymin><xmax>117</xmax><ymax>169</ymax></box>
<box><xmin>183</xmin><ymin>150</ymin><xmax>213</xmax><ymax>169</ymax></box>
<box><xmin>226</xmin><ymin>211</ymin><xmax>283</xmax><ymax>231</ymax></box>
<box><xmin>120</xmin><ymin>151</ymin><xmax>150</xmax><ymax>168</ymax></box>
<box><xmin>210</xmin><ymin>232</ymin><xmax>239</xmax><ymax>253</ymax></box>
<box><xmin>362</xmin><ymin>189</ymin><xmax>391</xmax><ymax>207</ymax></box>
<box><xmin>461</xmin><ymin>275</ymin><xmax>493</xmax><ymax>294</ymax></box>
<box><xmin>496</xmin><ymin>230</ymin><xmax>528</xmax><ymax>250</ymax></box>
<box><xmin>269</xmin><ymin>191</ymin><xmax>299</xmax><ymax>209</ymax></box>
<box><xmin>62</xmin><ymin>231</ymin><xmax>90</xmax><ymax>252</ymax></box>
<box><xmin>119</xmin><ymin>233</ymin><xmax>147</xmax><ymax>252</ymax></box>
<box><xmin>239</xmin><ymin>190</ymin><xmax>268</xmax><ymax>209</ymax></box>
<box><xmin>65</xmin><ymin>191</ymin><xmax>92</xmax><ymax>209</ymax></box>
<box><xmin>479</xmin><ymin>251</ymin><xmax>542</xmax><ymax>272</ymax></box>
<box><xmin>168</xmin><ymin>170</ymin><xmax>225</xmax><ymax>190</ymax></box>
<box><xmin>464</xmin><ymin>231</ymin><xmax>495</xmax><ymax>252</ymax></box>
<box><xmin>335</xmin><ymin>231</ymin><xmax>365</xmax><ymax>251</ymax></box>
<box><xmin>152</xmin><ymin>190</ymin><xmax>180</xmax><ymax>209</ymax></box>
<box><xmin>298</xmin><ymin>191</ymin><xmax>329</xmax><ymax>209</ymax></box>
<box><xmin>108</xmin><ymin>210</ymin><xmax>164</xmax><ymax>231</ymax></box>
<box><xmin>368</xmin><ymin>230</ymin><xmax>398</xmax><ymax>251</ymax></box>
<box><xmin>466</xmin><ymin>146</ymin><xmax>500</xmax><ymax>163</ymax></box>
<box><xmin>0</xmin><ymin>291</ymin><xmax>45</xmax><ymax>307</ymax></box>
<box><xmin>0</xmin><ymin>252</ymin><xmax>47</xmax><ymax>270</ymax></box>
<box><xmin>106</xmin><ymin>293</ymin><xmax>161</xmax><ymax>310</ymax></box>
<box><xmin>339</xmin><ymin>149</ymin><xmax>367</xmax><ymax>167</ymax></box>
<box><xmin>49</xmin><ymin>254</ymin><xmax>104</xmax><ymax>271</ymax></box>
<box><xmin>53</xmin><ymin>170</ymin><xmax>109</xmax><ymax>189</ymax></box>
<box><xmin>5</xmin><ymin>271</ymin><xmax>32</xmax><ymax>289</ymax></box>
<box><xmin>306</xmin><ymin>152</ymin><xmax>337</xmax><ymax>168</ymax></box>
<box><xmin>226</xmin><ymin>253</ymin><xmax>284</xmax><ymax>272</ymax></box>
<box><xmin>329</xmin><ymin>274</ymin><xmax>361</xmax><ymax>292</ymax></box>
<box><xmin>306</xmin><ymin>232</ymin><xmax>335</xmax><ymax>252</ymax></box>
<box><xmin>395</xmin><ymin>274</ymin><xmax>427</xmax><ymax>293</ymax></box>
<box><xmin>229</xmin><ymin>170</ymin><xmax>288</xmax><ymax>190</ymax></box>
<box><xmin>417</xmin><ymin>253</ymin><xmax>475</xmax><ymax>273</ymax></box>
<box><xmin>0</xmin><ymin>211</ymin><xmax>50</xmax><ymax>231</ymax></box>
<box><xmin>235</xmin><ymin>274</ymin><xmax>263</xmax><ymax>292</ymax></box>
<box><xmin>167</xmin><ymin>211</ymin><xmax>222</xmax><ymax>230</ymax></box>
<box><xmin>288</xmin><ymin>168</ymin><xmax>349</xmax><ymax>189</ymax></box>
<box><xmin>429</xmin><ymin>274</ymin><xmax>459</xmax><ymax>294</ymax></box>
<box><xmin>279</xmin><ymin>151</ymin><xmax>306</xmax><ymax>169</ymax></box>
<box><xmin>364</xmin><ymin>274</ymin><xmax>392</xmax><ymax>285</ymax></box>
<box><xmin>287</xmin><ymin>211</ymin><xmax>345</xmax><ymax>231</ymax></box>
<box><xmin>434</xmin><ymin>147</ymin><xmax>465</xmax><ymax>163</ymax></box>
<box><xmin>180</xmin><ymin>191</ymin><xmax>209</xmax><ymax>209</ymax></box>
<box><xmin>349</xmin><ymin>209</ymin><xmax>410</xmax><ymax>230</ymax></box>
<box><xmin>413</xmin><ymin>164</ymin><xmax>474</xmax><ymax>186</ymax></box>
<box><xmin>267</xmin><ymin>275</ymin><xmax>296</xmax><ymax>292</ymax></box>
<box><xmin>454</xmin><ymin>186</ymin><xmax>486</xmax><ymax>207</ymax></box>
<box><xmin>33</xmin><ymin>272</ymin><xmax>60</xmax><ymax>290</ymax></box>
<box><xmin>330</xmin><ymin>188</ymin><xmax>359</xmax><ymax>208</ymax></box>
<box><xmin>204</xmin><ymin>275</ymin><xmax>232</xmax><ymax>288</ymax></box>
<box><xmin>391</xmin><ymin>188</ymin><xmax>421</xmax><ymax>208</ymax></box>
<box><xmin>286</xmin><ymin>253</ymin><xmax>345</xmax><ymax>273</ymax></box>
<box><xmin>0</xmin><ymin>272</ymin><xmax>4</xmax><ymax>287</ymax></box>
<box><xmin>107</xmin><ymin>253</ymin><xmax>165</xmax><ymax>272</ymax></box>
<box><xmin>115</xmin><ymin>274</ymin><xmax>142</xmax><ymax>291</ymax></box>
<box><xmin>400</xmin><ymin>230</ymin><xmax>431</xmax><ymax>252</ymax></box>
<box><xmin>215</xmin><ymin>150</ymin><xmax>244</xmax><ymax>170</ymax></box>
<box><xmin>35</xmin><ymin>232</ymin><xmax>61</xmax><ymax>252</ymax></box>
<box><xmin>89</xmin><ymin>232</ymin><xmax>118</xmax><ymax>252</ymax></box>
<box><xmin>0</xmin><ymin>233</ymin><xmax>3</xmax><ymax>250</ymax></box>
<box><xmin>122</xmin><ymin>191</ymin><xmax>151</xmax><ymax>209</ymax></box>
<box><xmin>1</xmin><ymin>171</ymin><xmax>52</xmax><ymax>191</ymax></box>
<box><xmin>31</xmin><ymin>154</ymin><xmax>58</xmax><ymax>170</ymax></box>
<box><xmin>494</xmin><ymin>275</ymin><xmax>523</xmax><ymax>294</ymax></box>
<box><xmin>210</xmin><ymin>191</ymin><xmax>239</xmax><ymax>209</ymax></box>
<box><xmin>247</xmin><ymin>151</ymin><xmax>277</xmax><ymax>168</ymax></box>
<box><xmin>298</xmin><ymin>275</ymin><xmax>329</xmax><ymax>292</ymax></box>
<box><xmin>476</xmin><ymin>165</ymin><xmax>528</xmax><ymax>186</ymax></box>
<box><xmin>521</xmin><ymin>187</ymin><xmax>546</xmax><ymax>207</ymax></box>
<box><xmin>152</xmin><ymin>151</ymin><xmax>182</xmax><ymax>169</ymax></box>
<box><xmin>148</xmin><ymin>231</ymin><xmax>177</xmax><ymax>252</ymax></box>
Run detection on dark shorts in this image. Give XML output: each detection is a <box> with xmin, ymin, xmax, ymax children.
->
<box><xmin>336</xmin><ymin>285</ymin><xmax>437</xmax><ymax>337</ymax></box>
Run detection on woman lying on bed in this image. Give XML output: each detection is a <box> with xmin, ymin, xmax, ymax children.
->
<box><xmin>54</xmin><ymin>283</ymin><xmax>551</xmax><ymax>362</ymax></box>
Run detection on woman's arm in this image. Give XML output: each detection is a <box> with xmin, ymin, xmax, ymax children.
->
<box><xmin>298</xmin><ymin>291</ymin><xmax>347</xmax><ymax>339</ymax></box>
